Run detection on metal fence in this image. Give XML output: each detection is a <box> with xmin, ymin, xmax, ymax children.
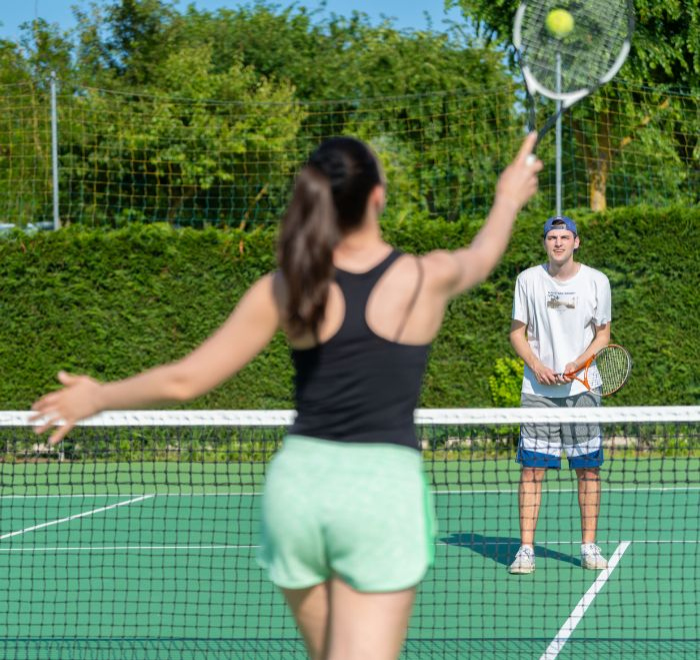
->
<box><xmin>0</xmin><ymin>77</ymin><xmax>697</xmax><ymax>230</ymax></box>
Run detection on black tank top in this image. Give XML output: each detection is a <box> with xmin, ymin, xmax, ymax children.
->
<box><xmin>289</xmin><ymin>250</ymin><xmax>430</xmax><ymax>450</ymax></box>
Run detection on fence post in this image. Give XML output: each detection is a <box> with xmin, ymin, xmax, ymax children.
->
<box><xmin>50</xmin><ymin>71</ymin><xmax>60</xmax><ymax>230</ymax></box>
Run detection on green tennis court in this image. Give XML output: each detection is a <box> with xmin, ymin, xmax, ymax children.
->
<box><xmin>426</xmin><ymin>458</ymin><xmax>700</xmax><ymax>659</ymax></box>
<box><xmin>1</xmin><ymin>445</ymin><xmax>698</xmax><ymax>660</ymax></box>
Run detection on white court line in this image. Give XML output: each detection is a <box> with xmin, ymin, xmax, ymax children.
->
<box><xmin>433</xmin><ymin>486</ymin><xmax>700</xmax><ymax>495</ymax></box>
<box><xmin>0</xmin><ymin>492</ymin><xmax>261</xmax><ymax>500</ymax></box>
<box><xmin>0</xmin><ymin>494</ymin><xmax>155</xmax><ymax>541</ymax></box>
<box><xmin>436</xmin><ymin>538</ymin><xmax>697</xmax><ymax>546</ymax></box>
<box><xmin>0</xmin><ymin>544</ymin><xmax>256</xmax><ymax>552</ymax></box>
<box><xmin>539</xmin><ymin>541</ymin><xmax>631</xmax><ymax>660</ymax></box>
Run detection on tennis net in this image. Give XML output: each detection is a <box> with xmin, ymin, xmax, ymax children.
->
<box><xmin>0</xmin><ymin>406</ymin><xmax>698</xmax><ymax>659</ymax></box>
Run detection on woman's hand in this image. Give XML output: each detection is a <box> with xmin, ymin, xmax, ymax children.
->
<box><xmin>495</xmin><ymin>132</ymin><xmax>542</xmax><ymax>211</ymax></box>
<box><xmin>31</xmin><ymin>371</ymin><xmax>103</xmax><ymax>445</ymax></box>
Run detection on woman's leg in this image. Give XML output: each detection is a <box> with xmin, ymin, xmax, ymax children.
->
<box><xmin>283</xmin><ymin>582</ymin><xmax>332</xmax><ymax>660</ymax></box>
<box><xmin>325</xmin><ymin>577</ymin><xmax>416</xmax><ymax>660</ymax></box>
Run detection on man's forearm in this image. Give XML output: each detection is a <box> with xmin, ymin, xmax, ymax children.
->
<box><xmin>571</xmin><ymin>325</ymin><xmax>611</xmax><ymax>370</ymax></box>
<box><xmin>510</xmin><ymin>331</ymin><xmax>539</xmax><ymax>371</ymax></box>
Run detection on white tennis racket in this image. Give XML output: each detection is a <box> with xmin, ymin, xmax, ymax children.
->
<box><xmin>513</xmin><ymin>0</ymin><xmax>635</xmax><ymax>163</ymax></box>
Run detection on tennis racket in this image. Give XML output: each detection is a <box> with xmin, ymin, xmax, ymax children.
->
<box><xmin>559</xmin><ymin>344</ymin><xmax>632</xmax><ymax>397</ymax></box>
<box><xmin>513</xmin><ymin>0</ymin><xmax>635</xmax><ymax>161</ymax></box>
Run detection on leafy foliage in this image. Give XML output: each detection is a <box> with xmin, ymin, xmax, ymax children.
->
<box><xmin>58</xmin><ymin>52</ymin><xmax>304</xmax><ymax>227</ymax></box>
<box><xmin>1</xmin><ymin>206</ymin><xmax>697</xmax><ymax>410</ymax></box>
<box><xmin>448</xmin><ymin>0</ymin><xmax>700</xmax><ymax>209</ymax></box>
<box><xmin>489</xmin><ymin>357</ymin><xmax>524</xmax><ymax>407</ymax></box>
<box><xmin>0</xmin><ymin>2</ymin><xmax>697</xmax><ymax>413</ymax></box>
<box><xmin>0</xmin><ymin>1</ymin><xmax>521</xmax><ymax>228</ymax></box>
<box><xmin>0</xmin><ymin>1</ymin><xmax>697</xmax><ymax>227</ymax></box>
<box><xmin>450</xmin><ymin>0</ymin><xmax>700</xmax><ymax>88</ymax></box>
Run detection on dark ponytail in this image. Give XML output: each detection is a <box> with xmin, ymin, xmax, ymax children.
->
<box><xmin>277</xmin><ymin>166</ymin><xmax>339</xmax><ymax>337</ymax></box>
<box><xmin>278</xmin><ymin>137</ymin><xmax>382</xmax><ymax>337</ymax></box>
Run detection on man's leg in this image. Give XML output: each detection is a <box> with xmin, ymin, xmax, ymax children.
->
<box><xmin>512</xmin><ymin>394</ymin><xmax>562</xmax><ymax>574</ymax></box>
<box><xmin>517</xmin><ymin>393</ymin><xmax>563</xmax><ymax>544</ymax></box>
<box><xmin>509</xmin><ymin>467</ymin><xmax>546</xmax><ymax>574</ymax></box>
<box><xmin>519</xmin><ymin>467</ymin><xmax>546</xmax><ymax>547</ymax></box>
<box><xmin>576</xmin><ymin>466</ymin><xmax>601</xmax><ymax>544</ymax></box>
<box><xmin>576</xmin><ymin>466</ymin><xmax>608</xmax><ymax>569</ymax></box>
<box><xmin>566</xmin><ymin>391</ymin><xmax>608</xmax><ymax>569</ymax></box>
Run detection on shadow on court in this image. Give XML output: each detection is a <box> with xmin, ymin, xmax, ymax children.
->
<box><xmin>441</xmin><ymin>532</ymin><xmax>580</xmax><ymax>568</ymax></box>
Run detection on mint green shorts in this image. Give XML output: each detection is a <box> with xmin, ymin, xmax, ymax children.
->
<box><xmin>257</xmin><ymin>435</ymin><xmax>436</xmax><ymax>592</ymax></box>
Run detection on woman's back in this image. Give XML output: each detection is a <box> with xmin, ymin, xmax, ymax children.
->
<box><xmin>288</xmin><ymin>248</ymin><xmax>430</xmax><ymax>448</ymax></box>
<box><xmin>286</xmin><ymin>242</ymin><xmax>447</xmax><ymax>350</ymax></box>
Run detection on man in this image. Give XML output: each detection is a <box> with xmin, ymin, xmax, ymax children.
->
<box><xmin>508</xmin><ymin>215</ymin><xmax>611</xmax><ymax>575</ymax></box>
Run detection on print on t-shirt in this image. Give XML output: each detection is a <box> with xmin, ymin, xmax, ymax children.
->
<box><xmin>547</xmin><ymin>291</ymin><xmax>577</xmax><ymax>311</ymax></box>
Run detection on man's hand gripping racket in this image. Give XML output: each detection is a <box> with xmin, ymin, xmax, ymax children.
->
<box><xmin>559</xmin><ymin>344</ymin><xmax>632</xmax><ymax>397</ymax></box>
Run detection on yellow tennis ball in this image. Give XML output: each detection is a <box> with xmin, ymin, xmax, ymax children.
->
<box><xmin>545</xmin><ymin>9</ymin><xmax>574</xmax><ymax>38</ymax></box>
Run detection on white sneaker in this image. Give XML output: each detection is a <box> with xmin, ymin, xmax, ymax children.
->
<box><xmin>508</xmin><ymin>545</ymin><xmax>536</xmax><ymax>574</ymax></box>
<box><xmin>580</xmin><ymin>543</ymin><xmax>608</xmax><ymax>570</ymax></box>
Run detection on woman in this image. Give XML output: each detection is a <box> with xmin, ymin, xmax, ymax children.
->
<box><xmin>32</xmin><ymin>133</ymin><xmax>541</xmax><ymax>660</ymax></box>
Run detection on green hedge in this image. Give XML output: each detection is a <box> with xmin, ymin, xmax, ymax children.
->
<box><xmin>1</xmin><ymin>206</ymin><xmax>698</xmax><ymax>410</ymax></box>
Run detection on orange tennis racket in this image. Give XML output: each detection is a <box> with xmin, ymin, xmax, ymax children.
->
<box><xmin>560</xmin><ymin>344</ymin><xmax>632</xmax><ymax>396</ymax></box>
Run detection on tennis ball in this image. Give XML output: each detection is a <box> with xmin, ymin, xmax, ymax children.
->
<box><xmin>545</xmin><ymin>9</ymin><xmax>574</xmax><ymax>38</ymax></box>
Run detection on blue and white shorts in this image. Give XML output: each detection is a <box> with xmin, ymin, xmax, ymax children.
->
<box><xmin>517</xmin><ymin>392</ymin><xmax>603</xmax><ymax>469</ymax></box>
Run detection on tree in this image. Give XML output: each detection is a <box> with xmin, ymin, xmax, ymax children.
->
<box><xmin>0</xmin><ymin>30</ymin><xmax>64</xmax><ymax>227</ymax></box>
<box><xmin>18</xmin><ymin>19</ymin><xmax>74</xmax><ymax>84</ymax></box>
<box><xmin>448</xmin><ymin>0</ymin><xmax>699</xmax><ymax>87</ymax></box>
<box><xmin>31</xmin><ymin>1</ymin><xmax>523</xmax><ymax>226</ymax></box>
<box><xmin>0</xmin><ymin>38</ymin><xmax>30</xmax><ymax>85</ymax></box>
<box><xmin>79</xmin><ymin>0</ymin><xmax>180</xmax><ymax>86</ymax></box>
<box><xmin>447</xmin><ymin>0</ymin><xmax>700</xmax><ymax>209</ymax></box>
<box><xmin>57</xmin><ymin>44</ymin><xmax>304</xmax><ymax>227</ymax></box>
<box><xmin>3</xmin><ymin>1</ymin><xmax>694</xmax><ymax>228</ymax></box>
<box><xmin>173</xmin><ymin>3</ymin><xmax>521</xmax><ymax>220</ymax></box>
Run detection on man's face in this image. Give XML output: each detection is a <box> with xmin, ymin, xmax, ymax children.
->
<box><xmin>544</xmin><ymin>228</ymin><xmax>579</xmax><ymax>265</ymax></box>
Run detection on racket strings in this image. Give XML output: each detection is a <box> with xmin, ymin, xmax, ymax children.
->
<box><xmin>518</xmin><ymin>0</ymin><xmax>631</xmax><ymax>94</ymax></box>
<box><xmin>596</xmin><ymin>347</ymin><xmax>632</xmax><ymax>395</ymax></box>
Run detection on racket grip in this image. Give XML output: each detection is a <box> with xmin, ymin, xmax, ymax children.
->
<box><xmin>526</xmin><ymin>154</ymin><xmax>537</xmax><ymax>165</ymax></box>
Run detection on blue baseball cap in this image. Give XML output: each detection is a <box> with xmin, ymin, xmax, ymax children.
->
<box><xmin>543</xmin><ymin>215</ymin><xmax>577</xmax><ymax>236</ymax></box>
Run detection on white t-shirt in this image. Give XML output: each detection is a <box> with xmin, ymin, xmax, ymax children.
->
<box><xmin>512</xmin><ymin>263</ymin><xmax>611</xmax><ymax>398</ymax></box>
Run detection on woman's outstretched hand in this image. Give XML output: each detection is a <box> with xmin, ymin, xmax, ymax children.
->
<box><xmin>31</xmin><ymin>371</ymin><xmax>102</xmax><ymax>445</ymax></box>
